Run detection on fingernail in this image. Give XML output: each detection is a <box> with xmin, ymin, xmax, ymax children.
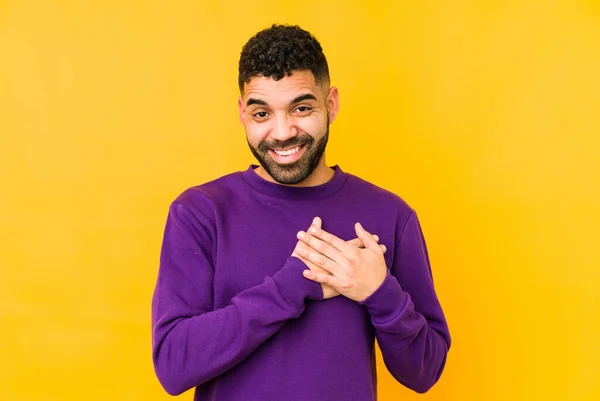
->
<box><xmin>313</xmin><ymin>217</ymin><xmax>320</xmax><ymax>224</ymax></box>
<box><xmin>297</xmin><ymin>231</ymin><xmax>305</xmax><ymax>239</ymax></box>
<box><xmin>303</xmin><ymin>270</ymin><xmax>311</xmax><ymax>277</ymax></box>
<box><xmin>310</xmin><ymin>227</ymin><xmax>317</xmax><ymax>234</ymax></box>
<box><xmin>373</xmin><ymin>235</ymin><xmax>379</xmax><ymax>242</ymax></box>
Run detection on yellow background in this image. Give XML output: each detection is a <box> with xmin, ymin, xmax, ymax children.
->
<box><xmin>2</xmin><ymin>1</ymin><xmax>599</xmax><ymax>400</ymax></box>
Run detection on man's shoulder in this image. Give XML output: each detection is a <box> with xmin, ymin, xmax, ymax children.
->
<box><xmin>171</xmin><ymin>169</ymin><xmax>246</xmax><ymax>210</ymax></box>
<box><xmin>345</xmin><ymin>172</ymin><xmax>414</xmax><ymax>213</ymax></box>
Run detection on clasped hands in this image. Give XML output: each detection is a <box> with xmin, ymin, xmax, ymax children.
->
<box><xmin>291</xmin><ymin>217</ymin><xmax>387</xmax><ymax>302</ymax></box>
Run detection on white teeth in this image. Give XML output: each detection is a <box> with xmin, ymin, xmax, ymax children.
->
<box><xmin>273</xmin><ymin>146</ymin><xmax>300</xmax><ymax>156</ymax></box>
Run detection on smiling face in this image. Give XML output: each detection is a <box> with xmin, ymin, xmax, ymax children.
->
<box><xmin>238</xmin><ymin>70</ymin><xmax>339</xmax><ymax>186</ymax></box>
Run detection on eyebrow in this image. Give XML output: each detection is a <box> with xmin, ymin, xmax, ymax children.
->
<box><xmin>290</xmin><ymin>94</ymin><xmax>317</xmax><ymax>104</ymax></box>
<box><xmin>246</xmin><ymin>93</ymin><xmax>318</xmax><ymax>107</ymax></box>
<box><xmin>246</xmin><ymin>98</ymin><xmax>268</xmax><ymax>107</ymax></box>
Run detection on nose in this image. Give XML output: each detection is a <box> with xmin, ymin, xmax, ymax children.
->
<box><xmin>270</xmin><ymin>112</ymin><xmax>298</xmax><ymax>142</ymax></box>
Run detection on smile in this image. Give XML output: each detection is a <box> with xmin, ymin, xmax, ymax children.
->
<box><xmin>271</xmin><ymin>144</ymin><xmax>305</xmax><ymax>156</ymax></box>
<box><xmin>272</xmin><ymin>146</ymin><xmax>300</xmax><ymax>156</ymax></box>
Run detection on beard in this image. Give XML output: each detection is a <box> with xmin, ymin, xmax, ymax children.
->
<box><xmin>247</xmin><ymin>123</ymin><xmax>329</xmax><ymax>185</ymax></box>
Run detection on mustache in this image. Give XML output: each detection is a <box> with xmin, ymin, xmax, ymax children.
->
<box><xmin>258</xmin><ymin>135</ymin><xmax>314</xmax><ymax>152</ymax></box>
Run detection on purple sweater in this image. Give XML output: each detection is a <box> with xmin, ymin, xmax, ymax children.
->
<box><xmin>151</xmin><ymin>165</ymin><xmax>451</xmax><ymax>400</ymax></box>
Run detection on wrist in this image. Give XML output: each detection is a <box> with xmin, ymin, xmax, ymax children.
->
<box><xmin>359</xmin><ymin>270</ymin><xmax>408</xmax><ymax>320</ymax></box>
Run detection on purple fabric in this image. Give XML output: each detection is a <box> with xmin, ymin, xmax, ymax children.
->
<box><xmin>152</xmin><ymin>165</ymin><xmax>451</xmax><ymax>400</ymax></box>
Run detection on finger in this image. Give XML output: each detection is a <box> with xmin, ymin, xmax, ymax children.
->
<box><xmin>303</xmin><ymin>269</ymin><xmax>339</xmax><ymax>288</ymax></box>
<box><xmin>380</xmin><ymin>244</ymin><xmax>387</xmax><ymax>253</ymax></box>
<box><xmin>295</xmin><ymin>252</ymin><xmax>333</xmax><ymax>275</ymax></box>
<box><xmin>346</xmin><ymin>238</ymin><xmax>363</xmax><ymax>248</ymax></box>
<box><xmin>295</xmin><ymin>241</ymin><xmax>342</xmax><ymax>276</ymax></box>
<box><xmin>355</xmin><ymin>222</ymin><xmax>379</xmax><ymax>250</ymax></box>
<box><xmin>346</xmin><ymin>234</ymin><xmax>379</xmax><ymax>249</ymax></box>
<box><xmin>309</xmin><ymin>216</ymin><xmax>322</xmax><ymax>231</ymax></box>
<box><xmin>306</xmin><ymin>216</ymin><xmax>340</xmax><ymax>249</ymax></box>
<box><xmin>308</xmin><ymin>221</ymin><xmax>351</xmax><ymax>253</ymax></box>
<box><xmin>298</xmin><ymin>229</ymin><xmax>348</xmax><ymax>269</ymax></box>
<box><xmin>294</xmin><ymin>217</ymin><xmax>323</xmax><ymax>256</ymax></box>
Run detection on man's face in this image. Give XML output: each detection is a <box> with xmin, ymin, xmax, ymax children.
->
<box><xmin>238</xmin><ymin>70</ymin><xmax>338</xmax><ymax>185</ymax></box>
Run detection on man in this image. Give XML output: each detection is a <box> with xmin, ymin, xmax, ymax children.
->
<box><xmin>151</xmin><ymin>24</ymin><xmax>450</xmax><ymax>400</ymax></box>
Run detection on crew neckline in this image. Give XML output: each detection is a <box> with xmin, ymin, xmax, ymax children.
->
<box><xmin>241</xmin><ymin>164</ymin><xmax>348</xmax><ymax>200</ymax></box>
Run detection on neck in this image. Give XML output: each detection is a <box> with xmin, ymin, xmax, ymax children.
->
<box><xmin>255</xmin><ymin>157</ymin><xmax>335</xmax><ymax>187</ymax></box>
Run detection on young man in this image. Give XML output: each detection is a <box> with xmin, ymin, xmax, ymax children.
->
<box><xmin>151</xmin><ymin>25</ymin><xmax>451</xmax><ymax>400</ymax></box>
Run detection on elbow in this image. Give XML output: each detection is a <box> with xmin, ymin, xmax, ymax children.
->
<box><xmin>413</xmin><ymin>351</ymin><xmax>449</xmax><ymax>393</ymax></box>
<box><xmin>153</xmin><ymin>344</ymin><xmax>198</xmax><ymax>396</ymax></box>
<box><xmin>154</xmin><ymin>363</ymin><xmax>190</xmax><ymax>396</ymax></box>
<box><xmin>391</xmin><ymin>348</ymin><xmax>449</xmax><ymax>394</ymax></box>
<box><xmin>396</xmin><ymin>371</ymin><xmax>439</xmax><ymax>394</ymax></box>
<box><xmin>152</xmin><ymin>327</ymin><xmax>199</xmax><ymax>395</ymax></box>
<box><xmin>409</xmin><ymin>377</ymin><xmax>438</xmax><ymax>394</ymax></box>
<box><xmin>153</xmin><ymin>343</ymin><xmax>212</xmax><ymax>396</ymax></box>
<box><xmin>162</xmin><ymin>383</ymin><xmax>186</xmax><ymax>397</ymax></box>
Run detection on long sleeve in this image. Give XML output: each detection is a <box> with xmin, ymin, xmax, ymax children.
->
<box><xmin>151</xmin><ymin>200</ymin><xmax>322</xmax><ymax>396</ymax></box>
<box><xmin>359</xmin><ymin>211</ymin><xmax>451</xmax><ymax>393</ymax></box>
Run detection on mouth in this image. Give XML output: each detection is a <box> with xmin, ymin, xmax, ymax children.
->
<box><xmin>269</xmin><ymin>144</ymin><xmax>307</xmax><ymax>164</ymax></box>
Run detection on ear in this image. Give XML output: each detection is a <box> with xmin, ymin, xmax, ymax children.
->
<box><xmin>326</xmin><ymin>86</ymin><xmax>340</xmax><ymax>123</ymax></box>
<box><xmin>238</xmin><ymin>95</ymin><xmax>245</xmax><ymax>126</ymax></box>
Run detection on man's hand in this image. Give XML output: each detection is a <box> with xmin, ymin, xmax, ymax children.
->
<box><xmin>291</xmin><ymin>217</ymin><xmax>387</xmax><ymax>300</ymax></box>
<box><xmin>294</xmin><ymin>217</ymin><xmax>388</xmax><ymax>302</ymax></box>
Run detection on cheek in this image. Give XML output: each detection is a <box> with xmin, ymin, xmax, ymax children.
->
<box><xmin>245</xmin><ymin>121</ymin><xmax>271</xmax><ymax>146</ymax></box>
<box><xmin>297</xmin><ymin>115</ymin><xmax>326</xmax><ymax>136</ymax></box>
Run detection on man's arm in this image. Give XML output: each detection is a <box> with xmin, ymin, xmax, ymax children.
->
<box><xmin>151</xmin><ymin>201</ymin><xmax>322</xmax><ymax>396</ymax></box>
<box><xmin>295</xmin><ymin>213</ymin><xmax>451</xmax><ymax>393</ymax></box>
<box><xmin>358</xmin><ymin>211</ymin><xmax>451</xmax><ymax>393</ymax></box>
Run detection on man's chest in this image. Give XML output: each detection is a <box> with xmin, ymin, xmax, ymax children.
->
<box><xmin>209</xmin><ymin>205</ymin><xmax>396</xmax><ymax>306</ymax></box>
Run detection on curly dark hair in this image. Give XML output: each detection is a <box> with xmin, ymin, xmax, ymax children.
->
<box><xmin>238</xmin><ymin>24</ymin><xmax>330</xmax><ymax>93</ymax></box>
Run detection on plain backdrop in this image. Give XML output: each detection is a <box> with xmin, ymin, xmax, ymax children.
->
<box><xmin>1</xmin><ymin>1</ymin><xmax>599</xmax><ymax>400</ymax></box>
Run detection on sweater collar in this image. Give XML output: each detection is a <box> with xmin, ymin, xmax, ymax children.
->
<box><xmin>241</xmin><ymin>164</ymin><xmax>348</xmax><ymax>200</ymax></box>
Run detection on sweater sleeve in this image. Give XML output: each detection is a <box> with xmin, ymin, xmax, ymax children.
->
<box><xmin>359</xmin><ymin>211</ymin><xmax>451</xmax><ymax>393</ymax></box>
<box><xmin>151</xmin><ymin>201</ymin><xmax>322</xmax><ymax>396</ymax></box>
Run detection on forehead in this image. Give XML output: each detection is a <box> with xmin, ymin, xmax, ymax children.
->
<box><xmin>243</xmin><ymin>70</ymin><xmax>324</xmax><ymax>104</ymax></box>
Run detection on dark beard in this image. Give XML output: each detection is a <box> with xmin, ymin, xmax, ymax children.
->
<box><xmin>247</xmin><ymin>125</ymin><xmax>329</xmax><ymax>185</ymax></box>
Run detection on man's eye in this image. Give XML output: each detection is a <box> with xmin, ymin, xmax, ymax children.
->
<box><xmin>253</xmin><ymin>111</ymin><xmax>268</xmax><ymax>118</ymax></box>
<box><xmin>296</xmin><ymin>106</ymin><xmax>311</xmax><ymax>113</ymax></box>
